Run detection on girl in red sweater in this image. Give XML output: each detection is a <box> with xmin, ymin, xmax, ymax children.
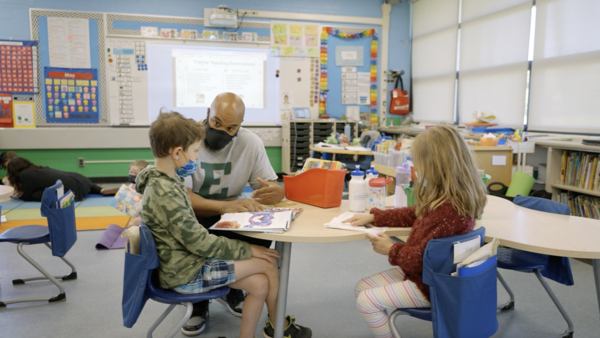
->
<box><xmin>344</xmin><ymin>125</ymin><xmax>487</xmax><ymax>338</ymax></box>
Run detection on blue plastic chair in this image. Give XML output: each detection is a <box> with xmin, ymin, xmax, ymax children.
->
<box><xmin>390</xmin><ymin>227</ymin><xmax>499</xmax><ymax>338</ymax></box>
<box><xmin>122</xmin><ymin>222</ymin><xmax>229</xmax><ymax>338</ymax></box>
<box><xmin>0</xmin><ymin>180</ymin><xmax>77</xmax><ymax>307</ymax></box>
<box><xmin>496</xmin><ymin>195</ymin><xmax>574</xmax><ymax>338</ymax></box>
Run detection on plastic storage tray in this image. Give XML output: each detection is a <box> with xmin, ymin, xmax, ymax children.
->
<box><xmin>283</xmin><ymin>169</ymin><xmax>345</xmax><ymax>208</ymax></box>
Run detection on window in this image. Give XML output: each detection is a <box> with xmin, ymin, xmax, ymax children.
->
<box><xmin>458</xmin><ymin>0</ymin><xmax>532</xmax><ymax>127</ymax></box>
<box><xmin>527</xmin><ymin>0</ymin><xmax>600</xmax><ymax>134</ymax></box>
<box><xmin>411</xmin><ymin>0</ymin><xmax>460</xmax><ymax>123</ymax></box>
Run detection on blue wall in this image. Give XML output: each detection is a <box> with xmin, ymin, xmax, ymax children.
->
<box><xmin>0</xmin><ymin>0</ymin><xmax>411</xmax><ymax>119</ymax></box>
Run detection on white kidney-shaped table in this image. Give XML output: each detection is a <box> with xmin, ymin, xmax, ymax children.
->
<box><xmin>239</xmin><ymin>195</ymin><xmax>600</xmax><ymax>338</ymax></box>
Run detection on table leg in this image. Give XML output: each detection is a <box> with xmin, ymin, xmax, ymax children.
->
<box><xmin>593</xmin><ymin>259</ymin><xmax>600</xmax><ymax>321</ymax></box>
<box><xmin>275</xmin><ymin>241</ymin><xmax>283</xmax><ymax>268</ymax></box>
<box><xmin>274</xmin><ymin>242</ymin><xmax>292</xmax><ymax>338</ymax></box>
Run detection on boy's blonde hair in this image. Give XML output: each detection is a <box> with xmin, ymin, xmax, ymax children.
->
<box><xmin>149</xmin><ymin>111</ymin><xmax>205</xmax><ymax>157</ymax></box>
<box><xmin>130</xmin><ymin>160</ymin><xmax>149</xmax><ymax>170</ymax></box>
<box><xmin>411</xmin><ymin>125</ymin><xmax>487</xmax><ymax>219</ymax></box>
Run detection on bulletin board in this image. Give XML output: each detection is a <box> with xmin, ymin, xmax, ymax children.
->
<box><xmin>29</xmin><ymin>9</ymin><xmax>381</xmax><ymax>127</ymax></box>
<box><xmin>30</xmin><ymin>9</ymin><xmax>108</xmax><ymax>126</ymax></box>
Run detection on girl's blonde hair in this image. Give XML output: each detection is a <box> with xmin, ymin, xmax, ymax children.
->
<box><xmin>411</xmin><ymin>125</ymin><xmax>487</xmax><ymax>219</ymax></box>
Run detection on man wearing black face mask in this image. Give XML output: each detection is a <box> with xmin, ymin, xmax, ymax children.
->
<box><xmin>182</xmin><ymin>92</ymin><xmax>285</xmax><ymax>336</ymax></box>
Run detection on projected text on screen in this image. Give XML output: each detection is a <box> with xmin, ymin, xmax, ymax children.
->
<box><xmin>173</xmin><ymin>49</ymin><xmax>265</xmax><ymax>109</ymax></box>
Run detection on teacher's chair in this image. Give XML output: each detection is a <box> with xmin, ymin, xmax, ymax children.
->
<box><xmin>390</xmin><ymin>227</ymin><xmax>499</xmax><ymax>338</ymax></box>
<box><xmin>496</xmin><ymin>195</ymin><xmax>574</xmax><ymax>338</ymax></box>
<box><xmin>122</xmin><ymin>222</ymin><xmax>229</xmax><ymax>338</ymax></box>
<box><xmin>0</xmin><ymin>180</ymin><xmax>77</xmax><ymax>307</ymax></box>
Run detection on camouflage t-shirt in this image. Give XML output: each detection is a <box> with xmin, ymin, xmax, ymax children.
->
<box><xmin>136</xmin><ymin>166</ymin><xmax>251</xmax><ymax>289</ymax></box>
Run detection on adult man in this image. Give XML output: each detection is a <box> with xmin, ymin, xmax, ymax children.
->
<box><xmin>184</xmin><ymin>92</ymin><xmax>285</xmax><ymax>336</ymax></box>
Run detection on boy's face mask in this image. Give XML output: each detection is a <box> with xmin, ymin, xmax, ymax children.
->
<box><xmin>174</xmin><ymin>152</ymin><xmax>197</xmax><ymax>178</ymax></box>
<box><xmin>128</xmin><ymin>175</ymin><xmax>137</xmax><ymax>184</ymax></box>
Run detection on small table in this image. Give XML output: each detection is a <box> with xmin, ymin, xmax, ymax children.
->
<box><xmin>481</xmin><ymin>195</ymin><xmax>600</xmax><ymax>324</ymax></box>
<box><xmin>0</xmin><ymin>185</ymin><xmax>14</xmax><ymax>201</ymax></box>
<box><xmin>309</xmin><ymin>145</ymin><xmax>373</xmax><ymax>161</ymax></box>
<box><xmin>241</xmin><ymin>195</ymin><xmax>600</xmax><ymax>337</ymax></box>
<box><xmin>240</xmin><ymin>196</ymin><xmax>409</xmax><ymax>338</ymax></box>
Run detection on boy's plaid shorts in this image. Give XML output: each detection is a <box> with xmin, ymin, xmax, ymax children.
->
<box><xmin>173</xmin><ymin>258</ymin><xmax>235</xmax><ymax>294</ymax></box>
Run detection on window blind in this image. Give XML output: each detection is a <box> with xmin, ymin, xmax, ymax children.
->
<box><xmin>411</xmin><ymin>0</ymin><xmax>459</xmax><ymax>123</ymax></box>
<box><xmin>528</xmin><ymin>0</ymin><xmax>600</xmax><ymax>134</ymax></box>
<box><xmin>458</xmin><ymin>0</ymin><xmax>532</xmax><ymax>127</ymax></box>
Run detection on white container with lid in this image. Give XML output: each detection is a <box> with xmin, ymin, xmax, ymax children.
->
<box><xmin>395</xmin><ymin>162</ymin><xmax>411</xmax><ymax>208</ymax></box>
<box><xmin>368</xmin><ymin>177</ymin><xmax>393</xmax><ymax>210</ymax></box>
<box><xmin>349</xmin><ymin>165</ymin><xmax>366</xmax><ymax>212</ymax></box>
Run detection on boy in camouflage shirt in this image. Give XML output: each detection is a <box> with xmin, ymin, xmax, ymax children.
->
<box><xmin>137</xmin><ymin>112</ymin><xmax>311</xmax><ymax>338</ymax></box>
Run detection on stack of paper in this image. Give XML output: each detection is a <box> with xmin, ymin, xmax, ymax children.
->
<box><xmin>210</xmin><ymin>210</ymin><xmax>293</xmax><ymax>234</ymax></box>
<box><xmin>324</xmin><ymin>212</ymin><xmax>387</xmax><ymax>235</ymax></box>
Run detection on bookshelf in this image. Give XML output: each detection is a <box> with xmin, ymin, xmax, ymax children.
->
<box><xmin>281</xmin><ymin>120</ymin><xmax>359</xmax><ymax>174</ymax></box>
<box><xmin>544</xmin><ymin>144</ymin><xmax>600</xmax><ymax>219</ymax></box>
<box><xmin>550</xmin><ymin>184</ymin><xmax>600</xmax><ymax>198</ymax></box>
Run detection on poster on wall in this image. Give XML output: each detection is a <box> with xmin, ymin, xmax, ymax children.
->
<box><xmin>47</xmin><ymin>17</ymin><xmax>91</xmax><ymax>69</ymax></box>
<box><xmin>335</xmin><ymin>46</ymin><xmax>364</xmax><ymax>66</ymax></box>
<box><xmin>0</xmin><ymin>40</ymin><xmax>39</xmax><ymax>94</ymax></box>
<box><xmin>106</xmin><ymin>39</ymin><xmax>149</xmax><ymax>125</ymax></box>
<box><xmin>270</xmin><ymin>21</ymin><xmax>320</xmax><ymax>58</ymax></box>
<box><xmin>13</xmin><ymin>95</ymin><xmax>36</xmax><ymax>128</ymax></box>
<box><xmin>0</xmin><ymin>93</ymin><xmax>13</xmax><ymax>127</ymax></box>
<box><xmin>43</xmin><ymin>67</ymin><xmax>100</xmax><ymax>124</ymax></box>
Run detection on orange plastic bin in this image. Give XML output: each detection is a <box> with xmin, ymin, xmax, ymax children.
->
<box><xmin>283</xmin><ymin>169</ymin><xmax>346</xmax><ymax>208</ymax></box>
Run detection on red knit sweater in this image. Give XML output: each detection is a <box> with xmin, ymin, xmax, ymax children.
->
<box><xmin>370</xmin><ymin>203</ymin><xmax>475</xmax><ymax>302</ymax></box>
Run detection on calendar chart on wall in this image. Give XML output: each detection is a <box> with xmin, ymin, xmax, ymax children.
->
<box><xmin>106</xmin><ymin>39</ymin><xmax>149</xmax><ymax>125</ymax></box>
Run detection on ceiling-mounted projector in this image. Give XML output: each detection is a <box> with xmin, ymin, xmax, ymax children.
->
<box><xmin>204</xmin><ymin>5</ymin><xmax>238</xmax><ymax>28</ymax></box>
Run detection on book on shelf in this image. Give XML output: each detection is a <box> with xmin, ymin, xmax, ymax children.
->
<box><xmin>559</xmin><ymin>191</ymin><xmax>600</xmax><ymax>220</ymax></box>
<box><xmin>559</xmin><ymin>150</ymin><xmax>600</xmax><ymax>192</ymax></box>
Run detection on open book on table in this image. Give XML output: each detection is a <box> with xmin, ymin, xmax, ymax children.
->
<box><xmin>264</xmin><ymin>207</ymin><xmax>303</xmax><ymax>220</ymax></box>
<box><xmin>210</xmin><ymin>210</ymin><xmax>293</xmax><ymax>233</ymax></box>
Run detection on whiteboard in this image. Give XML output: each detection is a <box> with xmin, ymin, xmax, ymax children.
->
<box><xmin>106</xmin><ymin>39</ymin><xmax>285</xmax><ymax>126</ymax></box>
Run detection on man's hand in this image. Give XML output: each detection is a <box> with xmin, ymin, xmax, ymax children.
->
<box><xmin>250</xmin><ymin>244</ymin><xmax>281</xmax><ymax>264</ymax></box>
<box><xmin>252</xmin><ymin>178</ymin><xmax>285</xmax><ymax>205</ymax></box>
<box><xmin>222</xmin><ymin>198</ymin><xmax>265</xmax><ymax>213</ymax></box>
<box><xmin>343</xmin><ymin>214</ymin><xmax>375</xmax><ymax>226</ymax></box>
<box><xmin>367</xmin><ymin>232</ymin><xmax>394</xmax><ymax>256</ymax></box>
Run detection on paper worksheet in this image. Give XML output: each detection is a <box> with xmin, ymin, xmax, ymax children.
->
<box><xmin>324</xmin><ymin>212</ymin><xmax>387</xmax><ymax>235</ymax></box>
<box><xmin>47</xmin><ymin>17</ymin><xmax>91</xmax><ymax>68</ymax></box>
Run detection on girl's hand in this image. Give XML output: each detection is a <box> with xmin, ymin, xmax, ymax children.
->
<box><xmin>343</xmin><ymin>214</ymin><xmax>375</xmax><ymax>226</ymax></box>
<box><xmin>12</xmin><ymin>190</ymin><xmax>23</xmax><ymax>199</ymax></box>
<box><xmin>366</xmin><ymin>232</ymin><xmax>394</xmax><ymax>256</ymax></box>
<box><xmin>250</xmin><ymin>245</ymin><xmax>281</xmax><ymax>264</ymax></box>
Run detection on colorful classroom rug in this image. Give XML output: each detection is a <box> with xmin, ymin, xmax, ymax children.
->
<box><xmin>0</xmin><ymin>196</ymin><xmax>129</xmax><ymax>234</ymax></box>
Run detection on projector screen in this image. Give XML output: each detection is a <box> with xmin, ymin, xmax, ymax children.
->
<box><xmin>173</xmin><ymin>49</ymin><xmax>265</xmax><ymax>109</ymax></box>
<box><xmin>147</xmin><ymin>44</ymin><xmax>280</xmax><ymax>124</ymax></box>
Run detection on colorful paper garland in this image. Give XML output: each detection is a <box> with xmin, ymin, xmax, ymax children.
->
<box><xmin>319</xmin><ymin>27</ymin><xmax>378</xmax><ymax>117</ymax></box>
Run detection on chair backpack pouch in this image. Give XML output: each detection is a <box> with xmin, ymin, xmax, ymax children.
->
<box><xmin>122</xmin><ymin>224</ymin><xmax>159</xmax><ymax>328</ymax></box>
<box><xmin>40</xmin><ymin>182</ymin><xmax>77</xmax><ymax>257</ymax></box>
